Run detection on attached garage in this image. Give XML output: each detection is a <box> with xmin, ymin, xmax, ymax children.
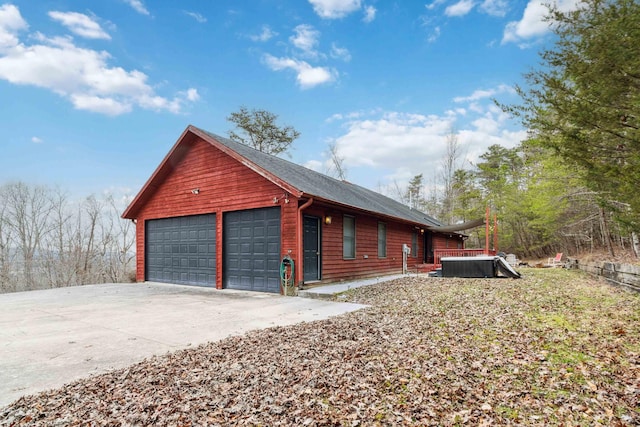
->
<box><xmin>223</xmin><ymin>207</ymin><xmax>281</xmax><ymax>293</ymax></box>
<box><xmin>145</xmin><ymin>214</ymin><xmax>216</xmax><ymax>287</ymax></box>
<box><xmin>123</xmin><ymin>126</ymin><xmax>464</xmax><ymax>294</ymax></box>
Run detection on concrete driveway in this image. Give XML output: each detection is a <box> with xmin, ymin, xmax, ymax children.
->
<box><xmin>0</xmin><ymin>282</ymin><xmax>366</xmax><ymax>407</ymax></box>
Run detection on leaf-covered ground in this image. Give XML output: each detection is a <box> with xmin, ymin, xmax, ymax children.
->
<box><xmin>2</xmin><ymin>269</ymin><xmax>639</xmax><ymax>426</ymax></box>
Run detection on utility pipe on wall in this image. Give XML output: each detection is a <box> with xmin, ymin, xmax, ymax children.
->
<box><xmin>296</xmin><ymin>197</ymin><xmax>314</xmax><ymax>287</ymax></box>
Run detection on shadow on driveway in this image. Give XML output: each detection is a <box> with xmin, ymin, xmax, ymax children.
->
<box><xmin>0</xmin><ymin>282</ymin><xmax>366</xmax><ymax>407</ymax></box>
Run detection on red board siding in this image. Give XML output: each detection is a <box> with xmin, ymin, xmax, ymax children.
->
<box><xmin>134</xmin><ymin>137</ymin><xmax>291</xmax><ymax>288</ymax></box>
<box><xmin>131</xmin><ymin>134</ymin><xmax>465</xmax><ymax>289</ymax></box>
<box><xmin>303</xmin><ymin>206</ymin><xmax>422</xmax><ymax>282</ymax></box>
<box><xmin>433</xmin><ymin>234</ymin><xmax>463</xmax><ymax>251</ymax></box>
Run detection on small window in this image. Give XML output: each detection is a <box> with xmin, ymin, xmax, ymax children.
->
<box><xmin>411</xmin><ymin>232</ymin><xmax>418</xmax><ymax>258</ymax></box>
<box><xmin>343</xmin><ymin>215</ymin><xmax>355</xmax><ymax>259</ymax></box>
<box><xmin>378</xmin><ymin>222</ymin><xmax>387</xmax><ymax>258</ymax></box>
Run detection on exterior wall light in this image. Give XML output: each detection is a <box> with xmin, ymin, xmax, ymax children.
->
<box><xmin>324</xmin><ymin>216</ymin><xmax>332</xmax><ymax>225</ymax></box>
<box><xmin>191</xmin><ymin>188</ymin><xmax>200</xmax><ymax>195</ymax></box>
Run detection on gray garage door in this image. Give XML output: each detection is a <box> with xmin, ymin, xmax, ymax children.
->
<box><xmin>223</xmin><ymin>207</ymin><xmax>281</xmax><ymax>293</ymax></box>
<box><xmin>145</xmin><ymin>214</ymin><xmax>216</xmax><ymax>287</ymax></box>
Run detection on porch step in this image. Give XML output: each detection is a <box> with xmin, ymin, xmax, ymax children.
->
<box><xmin>416</xmin><ymin>263</ymin><xmax>441</xmax><ymax>273</ymax></box>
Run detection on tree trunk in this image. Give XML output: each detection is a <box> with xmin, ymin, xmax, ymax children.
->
<box><xmin>599</xmin><ymin>207</ymin><xmax>615</xmax><ymax>257</ymax></box>
<box><xmin>632</xmin><ymin>232</ymin><xmax>640</xmax><ymax>258</ymax></box>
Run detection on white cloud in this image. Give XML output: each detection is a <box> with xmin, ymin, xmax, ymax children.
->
<box><xmin>290</xmin><ymin>24</ymin><xmax>320</xmax><ymax>57</ymax></box>
<box><xmin>330</xmin><ymin>43</ymin><xmax>351</xmax><ymax>62</ymax></box>
<box><xmin>502</xmin><ymin>0</ymin><xmax>580</xmax><ymax>45</ymax></box>
<box><xmin>263</xmin><ymin>54</ymin><xmax>336</xmax><ymax>89</ymax></box>
<box><xmin>184</xmin><ymin>11</ymin><xmax>206</xmax><ymax>23</ymax></box>
<box><xmin>479</xmin><ymin>0</ymin><xmax>508</xmax><ymax>17</ymax></box>
<box><xmin>426</xmin><ymin>0</ymin><xmax>447</xmax><ymax>10</ymax></box>
<box><xmin>427</xmin><ymin>26</ymin><xmax>441</xmax><ymax>43</ymax></box>
<box><xmin>263</xmin><ymin>23</ymin><xmax>348</xmax><ymax>87</ymax></box>
<box><xmin>363</xmin><ymin>5</ymin><xmax>376</xmax><ymax>22</ymax></box>
<box><xmin>31</xmin><ymin>136</ymin><xmax>43</xmax><ymax>143</ymax></box>
<box><xmin>308</xmin><ymin>0</ymin><xmax>362</xmax><ymax>19</ymax></box>
<box><xmin>0</xmin><ymin>4</ymin><xmax>27</xmax><ymax>51</ymax></box>
<box><xmin>334</xmin><ymin>112</ymin><xmax>457</xmax><ymax>168</ymax></box>
<box><xmin>123</xmin><ymin>0</ymin><xmax>149</xmax><ymax>16</ymax></box>
<box><xmin>445</xmin><ymin>0</ymin><xmax>476</xmax><ymax>17</ymax></box>
<box><xmin>304</xmin><ymin>159</ymin><xmax>324</xmax><ymax>172</ymax></box>
<box><xmin>319</xmin><ymin>96</ymin><xmax>525</xmax><ymax>192</ymax></box>
<box><xmin>183</xmin><ymin>88</ymin><xmax>200</xmax><ymax>101</ymax></box>
<box><xmin>453</xmin><ymin>84</ymin><xmax>514</xmax><ymax>103</ymax></box>
<box><xmin>0</xmin><ymin>6</ymin><xmax>197</xmax><ymax>116</ymax></box>
<box><xmin>325</xmin><ymin>109</ymin><xmax>377</xmax><ymax>123</ymax></box>
<box><xmin>48</xmin><ymin>11</ymin><xmax>110</xmax><ymax>40</ymax></box>
<box><xmin>249</xmin><ymin>25</ymin><xmax>277</xmax><ymax>42</ymax></box>
<box><xmin>71</xmin><ymin>93</ymin><xmax>131</xmax><ymax>115</ymax></box>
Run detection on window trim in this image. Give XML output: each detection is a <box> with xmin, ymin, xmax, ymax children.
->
<box><xmin>378</xmin><ymin>222</ymin><xmax>387</xmax><ymax>258</ymax></box>
<box><xmin>343</xmin><ymin>215</ymin><xmax>356</xmax><ymax>259</ymax></box>
<box><xmin>411</xmin><ymin>232</ymin><xmax>418</xmax><ymax>258</ymax></box>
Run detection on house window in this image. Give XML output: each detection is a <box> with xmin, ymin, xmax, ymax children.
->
<box><xmin>378</xmin><ymin>222</ymin><xmax>387</xmax><ymax>258</ymax></box>
<box><xmin>411</xmin><ymin>232</ymin><xmax>418</xmax><ymax>258</ymax></box>
<box><xmin>343</xmin><ymin>215</ymin><xmax>355</xmax><ymax>259</ymax></box>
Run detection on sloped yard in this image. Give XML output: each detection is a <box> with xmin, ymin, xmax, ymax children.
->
<box><xmin>2</xmin><ymin>269</ymin><xmax>639</xmax><ymax>426</ymax></box>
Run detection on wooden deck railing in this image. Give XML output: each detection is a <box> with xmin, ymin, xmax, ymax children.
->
<box><xmin>433</xmin><ymin>249</ymin><xmax>496</xmax><ymax>265</ymax></box>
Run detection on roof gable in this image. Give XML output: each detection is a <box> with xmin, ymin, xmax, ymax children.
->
<box><xmin>123</xmin><ymin>125</ymin><xmax>443</xmax><ymax>228</ymax></box>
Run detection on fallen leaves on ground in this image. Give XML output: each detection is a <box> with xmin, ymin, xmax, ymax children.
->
<box><xmin>2</xmin><ymin>269</ymin><xmax>639</xmax><ymax>426</ymax></box>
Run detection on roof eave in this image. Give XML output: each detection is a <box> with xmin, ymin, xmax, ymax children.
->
<box><xmin>188</xmin><ymin>126</ymin><xmax>303</xmax><ymax>199</ymax></box>
<box><xmin>122</xmin><ymin>126</ymin><xmax>195</xmax><ymax>219</ymax></box>
<box><xmin>303</xmin><ymin>193</ymin><xmax>437</xmax><ymax>230</ymax></box>
<box><xmin>121</xmin><ymin>125</ymin><xmax>304</xmax><ymax>219</ymax></box>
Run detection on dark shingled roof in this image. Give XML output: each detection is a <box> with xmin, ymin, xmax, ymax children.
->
<box><xmin>196</xmin><ymin>126</ymin><xmax>443</xmax><ymax>228</ymax></box>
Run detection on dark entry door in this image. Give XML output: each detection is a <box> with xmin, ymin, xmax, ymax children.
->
<box><xmin>425</xmin><ymin>232</ymin><xmax>434</xmax><ymax>264</ymax></box>
<box><xmin>303</xmin><ymin>216</ymin><xmax>320</xmax><ymax>282</ymax></box>
<box><xmin>223</xmin><ymin>207</ymin><xmax>281</xmax><ymax>293</ymax></box>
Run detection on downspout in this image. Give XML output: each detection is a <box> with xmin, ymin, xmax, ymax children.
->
<box><xmin>296</xmin><ymin>197</ymin><xmax>314</xmax><ymax>287</ymax></box>
<box><xmin>485</xmin><ymin>206</ymin><xmax>490</xmax><ymax>255</ymax></box>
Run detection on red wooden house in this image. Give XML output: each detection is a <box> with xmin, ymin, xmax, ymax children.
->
<box><xmin>122</xmin><ymin>125</ymin><xmax>465</xmax><ymax>293</ymax></box>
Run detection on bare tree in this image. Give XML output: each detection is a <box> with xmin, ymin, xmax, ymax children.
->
<box><xmin>42</xmin><ymin>188</ymin><xmax>75</xmax><ymax>288</ymax></box>
<box><xmin>0</xmin><ymin>182</ymin><xmax>137</xmax><ymax>293</ymax></box>
<box><xmin>439</xmin><ymin>130</ymin><xmax>464</xmax><ymax>224</ymax></box>
<box><xmin>423</xmin><ymin>172</ymin><xmax>440</xmax><ymax>218</ymax></box>
<box><xmin>0</xmin><ymin>188</ymin><xmax>16</xmax><ymax>292</ymax></box>
<box><xmin>3</xmin><ymin>183</ymin><xmax>54</xmax><ymax>288</ymax></box>
<box><xmin>326</xmin><ymin>142</ymin><xmax>348</xmax><ymax>180</ymax></box>
<box><xmin>98</xmin><ymin>195</ymin><xmax>136</xmax><ymax>283</ymax></box>
<box><xmin>79</xmin><ymin>196</ymin><xmax>102</xmax><ymax>284</ymax></box>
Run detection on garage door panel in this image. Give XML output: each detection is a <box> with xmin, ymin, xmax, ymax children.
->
<box><xmin>145</xmin><ymin>214</ymin><xmax>216</xmax><ymax>287</ymax></box>
<box><xmin>267</xmin><ymin>242</ymin><xmax>279</xmax><ymax>253</ymax></box>
<box><xmin>224</xmin><ymin>207</ymin><xmax>281</xmax><ymax>293</ymax></box>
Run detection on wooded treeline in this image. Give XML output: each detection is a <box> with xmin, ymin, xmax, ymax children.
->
<box><xmin>398</xmin><ymin>140</ymin><xmax>637</xmax><ymax>259</ymax></box>
<box><xmin>393</xmin><ymin>0</ymin><xmax>640</xmax><ymax>260</ymax></box>
<box><xmin>0</xmin><ymin>182</ymin><xmax>135</xmax><ymax>293</ymax></box>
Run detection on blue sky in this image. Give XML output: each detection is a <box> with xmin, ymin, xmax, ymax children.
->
<box><xmin>0</xmin><ymin>0</ymin><xmax>579</xmax><ymax>205</ymax></box>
